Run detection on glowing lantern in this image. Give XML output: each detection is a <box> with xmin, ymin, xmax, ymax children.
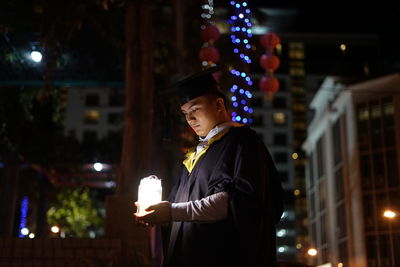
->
<box><xmin>199</xmin><ymin>46</ymin><xmax>220</xmax><ymax>63</ymax></box>
<box><xmin>200</xmin><ymin>24</ymin><xmax>220</xmax><ymax>43</ymax></box>
<box><xmin>260</xmin><ymin>32</ymin><xmax>281</xmax><ymax>50</ymax></box>
<box><xmin>136</xmin><ymin>175</ymin><xmax>162</xmax><ymax>216</ymax></box>
<box><xmin>259</xmin><ymin>76</ymin><xmax>279</xmax><ymax>100</ymax></box>
<box><xmin>259</xmin><ymin>53</ymin><xmax>280</xmax><ymax>71</ymax></box>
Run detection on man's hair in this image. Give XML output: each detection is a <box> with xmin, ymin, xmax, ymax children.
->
<box><xmin>205</xmin><ymin>91</ymin><xmax>228</xmax><ymax>109</ymax></box>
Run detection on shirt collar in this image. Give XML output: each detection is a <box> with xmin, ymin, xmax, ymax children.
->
<box><xmin>199</xmin><ymin>121</ymin><xmax>239</xmax><ymax>143</ymax></box>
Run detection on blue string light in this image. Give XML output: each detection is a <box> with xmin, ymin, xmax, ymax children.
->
<box><xmin>18</xmin><ymin>196</ymin><xmax>29</xmax><ymax>238</ymax></box>
<box><xmin>228</xmin><ymin>1</ymin><xmax>254</xmax><ymax>123</ymax></box>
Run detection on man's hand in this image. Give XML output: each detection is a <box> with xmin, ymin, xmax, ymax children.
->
<box><xmin>134</xmin><ymin>201</ymin><xmax>172</xmax><ymax>226</ymax></box>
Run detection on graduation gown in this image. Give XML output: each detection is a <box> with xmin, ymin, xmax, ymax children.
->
<box><xmin>165</xmin><ymin>125</ymin><xmax>284</xmax><ymax>267</ymax></box>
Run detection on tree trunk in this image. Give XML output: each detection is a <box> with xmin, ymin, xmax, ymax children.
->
<box><xmin>105</xmin><ymin>0</ymin><xmax>155</xmax><ymax>265</ymax></box>
<box><xmin>117</xmin><ymin>0</ymin><xmax>155</xmax><ymax>198</ymax></box>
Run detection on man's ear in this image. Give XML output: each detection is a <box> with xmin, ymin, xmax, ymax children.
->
<box><xmin>216</xmin><ymin>97</ymin><xmax>225</xmax><ymax>111</ymax></box>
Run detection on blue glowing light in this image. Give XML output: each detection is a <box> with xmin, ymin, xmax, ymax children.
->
<box><xmin>230</xmin><ymin>1</ymin><xmax>235</xmax><ymax>5</ymax></box>
<box><xmin>240</xmin><ymin>54</ymin><xmax>244</xmax><ymax>58</ymax></box>
<box><xmin>243</xmin><ymin>2</ymin><xmax>248</xmax><ymax>6</ymax></box>
<box><xmin>231</xmin><ymin>96</ymin><xmax>237</xmax><ymax>101</ymax></box>
<box><xmin>235</xmin><ymin>39</ymin><xmax>241</xmax><ymax>43</ymax></box>
<box><xmin>244</xmin><ymin>106</ymin><xmax>249</xmax><ymax>111</ymax></box>
<box><xmin>249</xmin><ymin>108</ymin><xmax>253</xmax><ymax>113</ymax></box>
<box><xmin>236</xmin><ymin>116</ymin><xmax>242</xmax><ymax>121</ymax></box>
<box><xmin>19</xmin><ymin>196</ymin><xmax>29</xmax><ymax>238</ymax></box>
<box><xmin>248</xmin><ymin>81</ymin><xmax>253</xmax><ymax>86</ymax></box>
<box><xmin>233</xmin><ymin>85</ymin><xmax>238</xmax><ymax>89</ymax></box>
<box><xmin>235</xmin><ymin>3</ymin><xmax>240</xmax><ymax>8</ymax></box>
<box><xmin>233</xmin><ymin>102</ymin><xmax>239</xmax><ymax>107</ymax></box>
<box><xmin>233</xmin><ymin>48</ymin><xmax>239</xmax><ymax>53</ymax></box>
<box><xmin>243</xmin><ymin>118</ymin><xmax>248</xmax><ymax>123</ymax></box>
<box><xmin>241</xmin><ymin>72</ymin><xmax>246</xmax><ymax>77</ymax></box>
<box><xmin>245</xmin><ymin>9</ymin><xmax>250</xmax><ymax>13</ymax></box>
<box><xmin>239</xmin><ymin>89</ymin><xmax>245</xmax><ymax>94</ymax></box>
<box><xmin>232</xmin><ymin>112</ymin><xmax>237</xmax><ymax>117</ymax></box>
<box><xmin>241</xmin><ymin>99</ymin><xmax>246</xmax><ymax>105</ymax></box>
<box><xmin>246</xmin><ymin>44</ymin><xmax>251</xmax><ymax>49</ymax></box>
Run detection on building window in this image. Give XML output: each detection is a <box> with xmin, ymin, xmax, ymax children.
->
<box><xmin>308</xmin><ymin>153</ymin><xmax>314</xmax><ymax>189</ymax></box>
<box><xmin>289</xmin><ymin>61</ymin><xmax>305</xmax><ymax>76</ymax></box>
<box><xmin>333</xmin><ymin>120</ymin><xmax>342</xmax><ymax>165</ymax></box>
<box><xmin>338</xmin><ymin>241</ymin><xmax>349</xmax><ymax>267</ymax></box>
<box><xmin>336</xmin><ymin>203</ymin><xmax>347</xmax><ymax>238</ymax></box>
<box><xmin>84</xmin><ymin>110</ymin><xmax>100</xmax><ymax>124</ymax></box>
<box><xmin>274</xmin><ymin>152</ymin><xmax>288</xmax><ymax>163</ymax></box>
<box><xmin>273</xmin><ymin>97</ymin><xmax>287</xmax><ymax>109</ymax></box>
<box><xmin>273</xmin><ymin>133</ymin><xmax>287</xmax><ymax>145</ymax></box>
<box><xmin>108</xmin><ymin>112</ymin><xmax>123</xmax><ymax>125</ymax></box>
<box><xmin>293</xmin><ymin>103</ymin><xmax>305</xmax><ymax>111</ymax></box>
<box><xmin>109</xmin><ymin>93</ymin><xmax>124</xmax><ymax>106</ymax></box>
<box><xmin>273</xmin><ymin>112</ymin><xmax>286</xmax><ymax>125</ymax></box>
<box><xmin>316</xmin><ymin>137</ymin><xmax>324</xmax><ymax>179</ymax></box>
<box><xmin>85</xmin><ymin>94</ymin><xmax>99</xmax><ymax>106</ymax></box>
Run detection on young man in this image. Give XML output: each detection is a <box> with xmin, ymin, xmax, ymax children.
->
<box><xmin>135</xmin><ymin>67</ymin><xmax>284</xmax><ymax>267</ymax></box>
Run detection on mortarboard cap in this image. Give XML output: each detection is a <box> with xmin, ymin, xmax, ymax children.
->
<box><xmin>175</xmin><ymin>67</ymin><xmax>225</xmax><ymax>106</ymax></box>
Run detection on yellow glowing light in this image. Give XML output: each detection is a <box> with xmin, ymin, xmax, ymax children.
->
<box><xmin>307</xmin><ymin>248</ymin><xmax>318</xmax><ymax>256</ymax></box>
<box><xmin>296</xmin><ymin>243</ymin><xmax>302</xmax><ymax>249</ymax></box>
<box><xmin>51</xmin><ymin>226</ymin><xmax>60</xmax><ymax>233</ymax></box>
<box><xmin>136</xmin><ymin>175</ymin><xmax>162</xmax><ymax>216</ymax></box>
<box><xmin>294</xmin><ymin>189</ymin><xmax>301</xmax><ymax>196</ymax></box>
<box><xmin>338</xmin><ymin>263</ymin><xmax>344</xmax><ymax>267</ymax></box>
<box><xmin>292</xmin><ymin>153</ymin><xmax>299</xmax><ymax>160</ymax></box>
<box><xmin>383</xmin><ymin>209</ymin><xmax>397</xmax><ymax>219</ymax></box>
<box><xmin>29</xmin><ymin>233</ymin><xmax>35</xmax><ymax>238</ymax></box>
<box><xmin>340</xmin><ymin>44</ymin><xmax>346</xmax><ymax>51</ymax></box>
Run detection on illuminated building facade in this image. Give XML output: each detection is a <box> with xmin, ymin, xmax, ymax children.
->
<box><xmin>303</xmin><ymin>74</ymin><xmax>400</xmax><ymax>267</ymax></box>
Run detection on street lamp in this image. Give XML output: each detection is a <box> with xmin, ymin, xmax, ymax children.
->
<box><xmin>307</xmin><ymin>248</ymin><xmax>318</xmax><ymax>257</ymax></box>
<box><xmin>93</xmin><ymin>162</ymin><xmax>103</xmax><ymax>172</ymax></box>
<box><xmin>383</xmin><ymin>209</ymin><xmax>397</xmax><ymax>219</ymax></box>
<box><xmin>30</xmin><ymin>51</ymin><xmax>42</xmax><ymax>63</ymax></box>
<box><xmin>51</xmin><ymin>225</ymin><xmax>60</xmax><ymax>234</ymax></box>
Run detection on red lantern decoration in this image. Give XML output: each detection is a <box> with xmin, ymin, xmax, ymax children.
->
<box><xmin>259</xmin><ymin>53</ymin><xmax>280</xmax><ymax>71</ymax></box>
<box><xmin>260</xmin><ymin>32</ymin><xmax>281</xmax><ymax>50</ymax></box>
<box><xmin>200</xmin><ymin>24</ymin><xmax>220</xmax><ymax>43</ymax></box>
<box><xmin>259</xmin><ymin>76</ymin><xmax>279</xmax><ymax>94</ymax></box>
<box><xmin>199</xmin><ymin>46</ymin><xmax>220</xmax><ymax>63</ymax></box>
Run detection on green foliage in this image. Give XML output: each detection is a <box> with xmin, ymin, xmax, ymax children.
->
<box><xmin>47</xmin><ymin>187</ymin><xmax>103</xmax><ymax>237</ymax></box>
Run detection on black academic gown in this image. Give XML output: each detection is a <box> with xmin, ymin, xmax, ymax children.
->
<box><xmin>165</xmin><ymin>125</ymin><xmax>284</xmax><ymax>267</ymax></box>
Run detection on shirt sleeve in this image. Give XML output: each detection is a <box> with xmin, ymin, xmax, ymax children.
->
<box><xmin>171</xmin><ymin>191</ymin><xmax>228</xmax><ymax>222</ymax></box>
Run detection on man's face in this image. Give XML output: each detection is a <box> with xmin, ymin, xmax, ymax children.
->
<box><xmin>181</xmin><ymin>95</ymin><xmax>221</xmax><ymax>137</ymax></box>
